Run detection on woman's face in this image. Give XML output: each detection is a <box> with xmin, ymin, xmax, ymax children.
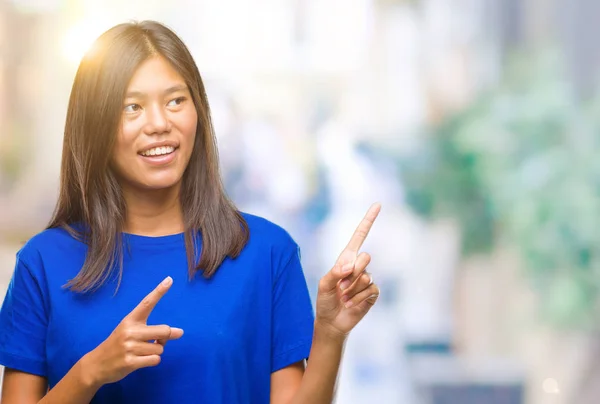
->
<box><xmin>112</xmin><ymin>56</ymin><xmax>198</xmax><ymax>193</ymax></box>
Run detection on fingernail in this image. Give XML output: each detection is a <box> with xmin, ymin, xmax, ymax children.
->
<box><xmin>162</xmin><ymin>276</ymin><xmax>172</xmax><ymax>286</ymax></box>
<box><xmin>341</xmin><ymin>295</ymin><xmax>349</xmax><ymax>303</ymax></box>
<box><xmin>339</xmin><ymin>279</ymin><xmax>351</xmax><ymax>291</ymax></box>
<box><xmin>345</xmin><ymin>300</ymin><xmax>354</xmax><ymax>308</ymax></box>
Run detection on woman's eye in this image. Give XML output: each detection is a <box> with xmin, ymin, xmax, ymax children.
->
<box><xmin>167</xmin><ymin>97</ymin><xmax>186</xmax><ymax>107</ymax></box>
<box><xmin>124</xmin><ymin>104</ymin><xmax>141</xmax><ymax>113</ymax></box>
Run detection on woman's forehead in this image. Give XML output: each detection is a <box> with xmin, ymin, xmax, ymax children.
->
<box><xmin>126</xmin><ymin>56</ymin><xmax>187</xmax><ymax>95</ymax></box>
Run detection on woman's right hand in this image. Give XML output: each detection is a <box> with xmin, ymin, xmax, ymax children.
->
<box><xmin>82</xmin><ymin>276</ymin><xmax>183</xmax><ymax>387</ymax></box>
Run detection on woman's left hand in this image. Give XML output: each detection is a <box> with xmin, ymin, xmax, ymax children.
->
<box><xmin>315</xmin><ymin>203</ymin><xmax>381</xmax><ymax>339</ymax></box>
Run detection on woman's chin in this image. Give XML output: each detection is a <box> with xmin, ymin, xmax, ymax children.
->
<box><xmin>146</xmin><ymin>181</ymin><xmax>181</xmax><ymax>191</ymax></box>
<box><xmin>131</xmin><ymin>178</ymin><xmax>182</xmax><ymax>192</ymax></box>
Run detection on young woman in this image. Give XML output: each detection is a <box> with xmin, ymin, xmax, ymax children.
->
<box><xmin>0</xmin><ymin>20</ymin><xmax>381</xmax><ymax>404</ymax></box>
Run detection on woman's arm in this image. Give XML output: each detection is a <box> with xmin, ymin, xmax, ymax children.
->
<box><xmin>270</xmin><ymin>324</ymin><xmax>345</xmax><ymax>404</ymax></box>
<box><xmin>1</xmin><ymin>277</ymin><xmax>183</xmax><ymax>404</ymax></box>
<box><xmin>270</xmin><ymin>361</ymin><xmax>305</xmax><ymax>404</ymax></box>
<box><xmin>284</xmin><ymin>323</ymin><xmax>348</xmax><ymax>404</ymax></box>
<box><xmin>1</xmin><ymin>359</ymin><xmax>100</xmax><ymax>404</ymax></box>
<box><xmin>1</xmin><ymin>368</ymin><xmax>47</xmax><ymax>403</ymax></box>
<box><xmin>272</xmin><ymin>204</ymin><xmax>381</xmax><ymax>404</ymax></box>
<box><xmin>37</xmin><ymin>355</ymin><xmax>102</xmax><ymax>404</ymax></box>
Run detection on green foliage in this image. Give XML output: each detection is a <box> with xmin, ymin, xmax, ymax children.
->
<box><xmin>400</xmin><ymin>51</ymin><xmax>600</xmax><ymax>329</ymax></box>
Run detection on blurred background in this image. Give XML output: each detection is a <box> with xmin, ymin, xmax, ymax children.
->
<box><xmin>1</xmin><ymin>0</ymin><xmax>600</xmax><ymax>403</ymax></box>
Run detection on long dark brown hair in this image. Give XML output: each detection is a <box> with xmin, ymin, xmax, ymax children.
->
<box><xmin>49</xmin><ymin>21</ymin><xmax>249</xmax><ymax>293</ymax></box>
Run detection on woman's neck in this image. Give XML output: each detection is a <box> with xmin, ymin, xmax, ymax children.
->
<box><xmin>121</xmin><ymin>184</ymin><xmax>185</xmax><ymax>237</ymax></box>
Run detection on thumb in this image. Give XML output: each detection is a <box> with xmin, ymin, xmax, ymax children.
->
<box><xmin>319</xmin><ymin>262</ymin><xmax>354</xmax><ymax>293</ymax></box>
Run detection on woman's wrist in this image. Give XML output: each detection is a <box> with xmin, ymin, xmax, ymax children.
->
<box><xmin>313</xmin><ymin>319</ymin><xmax>348</xmax><ymax>345</ymax></box>
<box><xmin>77</xmin><ymin>352</ymin><xmax>103</xmax><ymax>390</ymax></box>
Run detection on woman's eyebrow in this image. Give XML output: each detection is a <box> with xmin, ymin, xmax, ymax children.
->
<box><xmin>125</xmin><ymin>84</ymin><xmax>188</xmax><ymax>99</ymax></box>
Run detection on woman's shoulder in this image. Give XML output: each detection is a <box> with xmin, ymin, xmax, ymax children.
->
<box><xmin>238</xmin><ymin>212</ymin><xmax>303</xmax><ymax>273</ymax></box>
<box><xmin>240</xmin><ymin>212</ymin><xmax>298</xmax><ymax>250</ymax></box>
<box><xmin>17</xmin><ymin>225</ymin><xmax>85</xmax><ymax>264</ymax></box>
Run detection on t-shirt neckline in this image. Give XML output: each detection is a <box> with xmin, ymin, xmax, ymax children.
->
<box><xmin>121</xmin><ymin>232</ymin><xmax>186</xmax><ymax>247</ymax></box>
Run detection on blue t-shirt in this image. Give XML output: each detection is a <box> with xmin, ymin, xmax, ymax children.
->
<box><xmin>0</xmin><ymin>213</ymin><xmax>315</xmax><ymax>403</ymax></box>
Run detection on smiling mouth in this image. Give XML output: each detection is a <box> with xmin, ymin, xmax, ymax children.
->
<box><xmin>139</xmin><ymin>146</ymin><xmax>177</xmax><ymax>157</ymax></box>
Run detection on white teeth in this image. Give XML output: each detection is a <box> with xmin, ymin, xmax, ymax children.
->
<box><xmin>141</xmin><ymin>146</ymin><xmax>175</xmax><ymax>157</ymax></box>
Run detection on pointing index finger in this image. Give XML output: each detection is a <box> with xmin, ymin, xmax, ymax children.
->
<box><xmin>128</xmin><ymin>276</ymin><xmax>173</xmax><ymax>322</ymax></box>
<box><xmin>344</xmin><ymin>203</ymin><xmax>381</xmax><ymax>254</ymax></box>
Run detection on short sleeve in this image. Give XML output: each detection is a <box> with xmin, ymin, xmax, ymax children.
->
<box><xmin>271</xmin><ymin>245</ymin><xmax>315</xmax><ymax>372</ymax></box>
<box><xmin>0</xmin><ymin>251</ymin><xmax>49</xmax><ymax>376</ymax></box>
